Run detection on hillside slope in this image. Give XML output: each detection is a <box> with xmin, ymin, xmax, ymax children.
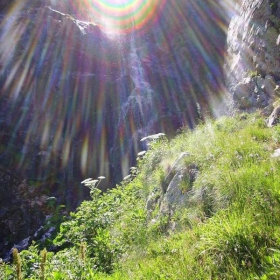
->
<box><xmin>2</xmin><ymin>112</ymin><xmax>280</xmax><ymax>279</ymax></box>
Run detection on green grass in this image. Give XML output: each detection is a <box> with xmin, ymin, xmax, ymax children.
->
<box><xmin>2</xmin><ymin>112</ymin><xmax>280</xmax><ymax>279</ymax></box>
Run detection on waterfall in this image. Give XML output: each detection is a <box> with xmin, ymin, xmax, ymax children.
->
<box><xmin>119</xmin><ymin>31</ymin><xmax>156</xmax><ymax>135</ymax></box>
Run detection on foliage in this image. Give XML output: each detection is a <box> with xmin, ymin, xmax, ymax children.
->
<box><xmin>2</xmin><ymin>113</ymin><xmax>280</xmax><ymax>279</ymax></box>
<box><xmin>247</xmin><ymin>70</ymin><xmax>260</xmax><ymax>78</ymax></box>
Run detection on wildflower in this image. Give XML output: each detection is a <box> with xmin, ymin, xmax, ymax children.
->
<box><xmin>81</xmin><ymin>178</ymin><xmax>93</xmax><ymax>184</ymax></box>
<box><xmin>138</xmin><ymin>151</ymin><xmax>147</xmax><ymax>157</ymax></box>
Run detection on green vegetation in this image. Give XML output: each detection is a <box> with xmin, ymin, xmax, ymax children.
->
<box><xmin>247</xmin><ymin>70</ymin><xmax>260</xmax><ymax>78</ymax></box>
<box><xmin>1</xmin><ymin>112</ymin><xmax>280</xmax><ymax>279</ymax></box>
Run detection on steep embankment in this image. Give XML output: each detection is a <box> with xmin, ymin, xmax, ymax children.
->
<box><xmin>2</xmin><ymin>112</ymin><xmax>280</xmax><ymax>279</ymax></box>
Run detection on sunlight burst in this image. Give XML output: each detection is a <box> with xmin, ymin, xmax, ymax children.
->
<box><xmin>0</xmin><ymin>0</ymin><xmax>235</xmax><ymax>187</ymax></box>
<box><xmin>74</xmin><ymin>0</ymin><xmax>166</xmax><ymax>34</ymax></box>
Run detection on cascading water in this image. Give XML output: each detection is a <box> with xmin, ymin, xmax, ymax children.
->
<box><xmin>112</xmin><ymin>29</ymin><xmax>158</xmax><ymax>178</ymax></box>
<box><xmin>128</xmin><ymin>32</ymin><xmax>156</xmax><ymax>126</ymax></box>
<box><xmin>120</xmin><ymin>35</ymin><xmax>156</xmax><ymax>127</ymax></box>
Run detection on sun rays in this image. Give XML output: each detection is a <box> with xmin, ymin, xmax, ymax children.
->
<box><xmin>0</xmin><ymin>0</ymin><xmax>236</xmax><ymax>186</ymax></box>
<box><xmin>66</xmin><ymin>0</ymin><xmax>166</xmax><ymax>35</ymax></box>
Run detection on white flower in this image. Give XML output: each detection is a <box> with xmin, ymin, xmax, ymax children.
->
<box><xmin>84</xmin><ymin>180</ymin><xmax>99</xmax><ymax>186</ymax></box>
<box><xmin>81</xmin><ymin>178</ymin><xmax>93</xmax><ymax>184</ymax></box>
<box><xmin>140</xmin><ymin>133</ymin><xmax>165</xmax><ymax>142</ymax></box>
<box><xmin>137</xmin><ymin>151</ymin><xmax>147</xmax><ymax>156</ymax></box>
<box><xmin>123</xmin><ymin>175</ymin><xmax>131</xmax><ymax>181</ymax></box>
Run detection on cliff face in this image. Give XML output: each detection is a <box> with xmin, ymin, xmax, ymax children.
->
<box><xmin>0</xmin><ymin>0</ymin><xmax>228</xmax><ymax>258</ymax></box>
<box><xmin>0</xmin><ymin>0</ymin><xmax>228</xmax><ymax>188</ymax></box>
<box><xmin>226</xmin><ymin>0</ymin><xmax>280</xmax><ymax>111</ymax></box>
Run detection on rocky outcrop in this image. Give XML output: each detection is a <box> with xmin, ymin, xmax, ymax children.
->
<box><xmin>146</xmin><ymin>152</ymin><xmax>200</xmax><ymax>229</ymax></box>
<box><xmin>226</xmin><ymin>0</ymin><xmax>280</xmax><ymax>111</ymax></box>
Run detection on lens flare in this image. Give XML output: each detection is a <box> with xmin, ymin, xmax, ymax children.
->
<box><xmin>69</xmin><ymin>0</ymin><xmax>167</xmax><ymax>34</ymax></box>
<box><xmin>0</xmin><ymin>0</ymin><xmax>235</xmax><ymax>191</ymax></box>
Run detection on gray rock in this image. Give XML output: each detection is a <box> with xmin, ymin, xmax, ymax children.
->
<box><xmin>264</xmin><ymin>75</ymin><xmax>277</xmax><ymax>98</ymax></box>
<box><xmin>160</xmin><ymin>168</ymin><xmax>193</xmax><ymax>215</ymax></box>
<box><xmin>267</xmin><ymin>105</ymin><xmax>280</xmax><ymax>127</ymax></box>
<box><xmin>255</xmin><ymin>76</ymin><xmax>265</xmax><ymax>89</ymax></box>
<box><xmin>146</xmin><ymin>193</ymin><xmax>160</xmax><ymax>212</ymax></box>
<box><xmin>146</xmin><ymin>151</ymin><xmax>199</xmax><ymax>230</ymax></box>
<box><xmin>161</xmin><ymin>152</ymin><xmax>190</xmax><ymax>193</ymax></box>
<box><xmin>261</xmin><ymin>104</ymin><xmax>274</xmax><ymax>116</ymax></box>
<box><xmin>233</xmin><ymin>81</ymin><xmax>252</xmax><ymax>100</ymax></box>
<box><xmin>160</xmin><ymin>161</ymin><xmax>198</xmax><ymax>218</ymax></box>
<box><xmin>226</xmin><ymin>0</ymin><xmax>280</xmax><ymax>111</ymax></box>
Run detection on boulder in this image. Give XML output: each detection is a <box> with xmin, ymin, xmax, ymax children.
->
<box><xmin>232</xmin><ymin>76</ymin><xmax>271</xmax><ymax>109</ymax></box>
<box><xmin>161</xmin><ymin>152</ymin><xmax>190</xmax><ymax>193</ymax></box>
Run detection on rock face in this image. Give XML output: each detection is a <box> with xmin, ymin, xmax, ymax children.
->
<box><xmin>0</xmin><ymin>0</ymin><xmax>228</xmax><ymax>256</ymax></box>
<box><xmin>0</xmin><ymin>0</ymin><xmax>228</xmax><ymax>186</ymax></box>
<box><xmin>226</xmin><ymin>0</ymin><xmax>280</xmax><ymax>111</ymax></box>
<box><xmin>146</xmin><ymin>152</ymin><xmax>200</xmax><ymax>230</ymax></box>
<box><xmin>159</xmin><ymin>153</ymin><xmax>198</xmax><ymax>216</ymax></box>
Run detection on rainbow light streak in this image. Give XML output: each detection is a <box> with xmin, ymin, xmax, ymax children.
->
<box><xmin>0</xmin><ymin>0</ymin><xmax>235</xmax><ymax>189</ymax></box>
<box><xmin>69</xmin><ymin>0</ymin><xmax>167</xmax><ymax>34</ymax></box>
